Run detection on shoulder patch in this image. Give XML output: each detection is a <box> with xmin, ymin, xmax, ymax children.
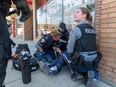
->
<box><xmin>41</xmin><ymin>38</ymin><xmax>45</xmax><ymax>43</ymax></box>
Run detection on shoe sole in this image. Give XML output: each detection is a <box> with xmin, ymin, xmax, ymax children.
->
<box><xmin>40</xmin><ymin>64</ymin><xmax>50</xmax><ymax>75</ymax></box>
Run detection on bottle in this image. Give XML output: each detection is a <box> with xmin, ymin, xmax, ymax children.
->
<box><xmin>94</xmin><ymin>69</ymin><xmax>98</xmax><ymax>80</ymax></box>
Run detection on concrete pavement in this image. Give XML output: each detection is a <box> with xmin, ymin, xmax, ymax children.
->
<box><xmin>5</xmin><ymin>36</ymin><xmax>113</xmax><ymax>87</ymax></box>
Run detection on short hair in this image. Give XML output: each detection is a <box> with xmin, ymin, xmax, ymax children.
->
<box><xmin>51</xmin><ymin>29</ymin><xmax>62</xmax><ymax>36</ymax></box>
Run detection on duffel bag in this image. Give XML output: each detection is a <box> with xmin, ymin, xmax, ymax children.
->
<box><xmin>12</xmin><ymin>56</ymin><xmax>39</xmax><ymax>71</ymax></box>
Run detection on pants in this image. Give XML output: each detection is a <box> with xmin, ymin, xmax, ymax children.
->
<box><xmin>48</xmin><ymin>53</ymin><xmax>66</xmax><ymax>74</ymax></box>
<box><xmin>36</xmin><ymin>49</ymin><xmax>56</xmax><ymax>63</ymax></box>
<box><xmin>7</xmin><ymin>39</ymin><xmax>16</xmax><ymax>59</ymax></box>
<box><xmin>63</xmin><ymin>51</ymin><xmax>98</xmax><ymax>73</ymax></box>
<box><xmin>0</xmin><ymin>12</ymin><xmax>9</xmax><ymax>86</ymax></box>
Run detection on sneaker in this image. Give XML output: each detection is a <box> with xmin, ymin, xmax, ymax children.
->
<box><xmin>48</xmin><ymin>66</ymin><xmax>59</xmax><ymax>75</ymax></box>
<box><xmin>39</xmin><ymin>61</ymin><xmax>50</xmax><ymax>75</ymax></box>
<box><xmin>71</xmin><ymin>72</ymin><xmax>78</xmax><ymax>81</ymax></box>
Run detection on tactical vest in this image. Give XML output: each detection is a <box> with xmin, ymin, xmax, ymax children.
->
<box><xmin>74</xmin><ymin>23</ymin><xmax>97</xmax><ymax>52</ymax></box>
<box><xmin>43</xmin><ymin>34</ymin><xmax>58</xmax><ymax>51</ymax></box>
<box><xmin>0</xmin><ymin>0</ymin><xmax>11</xmax><ymax>15</ymax></box>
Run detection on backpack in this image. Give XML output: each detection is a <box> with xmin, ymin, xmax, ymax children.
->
<box><xmin>16</xmin><ymin>44</ymin><xmax>30</xmax><ymax>53</ymax></box>
<box><xmin>12</xmin><ymin>44</ymin><xmax>39</xmax><ymax>71</ymax></box>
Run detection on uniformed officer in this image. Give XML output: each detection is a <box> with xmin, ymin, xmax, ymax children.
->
<box><xmin>58</xmin><ymin>22</ymin><xmax>69</xmax><ymax>52</ymax></box>
<box><xmin>63</xmin><ymin>7</ymin><xmax>99</xmax><ymax>86</ymax></box>
<box><xmin>0</xmin><ymin>0</ymin><xmax>30</xmax><ymax>87</ymax></box>
<box><xmin>41</xmin><ymin>7</ymin><xmax>101</xmax><ymax>86</ymax></box>
<box><xmin>35</xmin><ymin>29</ymin><xmax>62</xmax><ymax>71</ymax></box>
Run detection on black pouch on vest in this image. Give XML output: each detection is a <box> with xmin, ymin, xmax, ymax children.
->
<box><xmin>83</xmin><ymin>60</ymin><xmax>93</xmax><ymax>69</ymax></box>
<box><xmin>77</xmin><ymin>55</ymin><xmax>84</xmax><ymax>67</ymax></box>
<box><xmin>93</xmin><ymin>51</ymin><xmax>102</xmax><ymax>66</ymax></box>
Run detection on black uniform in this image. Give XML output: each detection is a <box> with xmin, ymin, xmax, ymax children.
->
<box><xmin>58</xmin><ymin>22</ymin><xmax>69</xmax><ymax>52</ymax></box>
<box><xmin>0</xmin><ymin>0</ymin><xmax>30</xmax><ymax>86</ymax></box>
<box><xmin>37</xmin><ymin>34</ymin><xmax>58</xmax><ymax>63</ymax></box>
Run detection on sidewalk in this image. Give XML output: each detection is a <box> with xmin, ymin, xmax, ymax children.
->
<box><xmin>5</xmin><ymin>37</ymin><xmax>112</xmax><ymax>87</ymax></box>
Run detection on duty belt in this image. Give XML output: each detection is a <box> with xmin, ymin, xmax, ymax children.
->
<box><xmin>80</xmin><ymin>51</ymin><xmax>96</xmax><ymax>54</ymax></box>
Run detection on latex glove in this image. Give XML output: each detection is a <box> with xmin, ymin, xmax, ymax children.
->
<box><xmin>13</xmin><ymin>0</ymin><xmax>31</xmax><ymax>22</ymax></box>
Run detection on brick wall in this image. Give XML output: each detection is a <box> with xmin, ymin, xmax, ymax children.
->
<box><xmin>96</xmin><ymin>0</ymin><xmax>116</xmax><ymax>84</ymax></box>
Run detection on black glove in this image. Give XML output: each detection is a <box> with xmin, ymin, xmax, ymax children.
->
<box><xmin>13</xmin><ymin>0</ymin><xmax>31</xmax><ymax>22</ymax></box>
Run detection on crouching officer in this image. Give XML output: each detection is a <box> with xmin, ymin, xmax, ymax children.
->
<box><xmin>63</xmin><ymin>7</ymin><xmax>102</xmax><ymax>86</ymax></box>
<box><xmin>35</xmin><ymin>29</ymin><xmax>61</xmax><ymax>71</ymax></box>
<box><xmin>0</xmin><ymin>0</ymin><xmax>30</xmax><ymax>87</ymax></box>
<box><xmin>58</xmin><ymin>22</ymin><xmax>69</xmax><ymax>52</ymax></box>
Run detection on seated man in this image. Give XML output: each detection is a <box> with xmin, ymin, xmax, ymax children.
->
<box><xmin>35</xmin><ymin>29</ymin><xmax>62</xmax><ymax>70</ymax></box>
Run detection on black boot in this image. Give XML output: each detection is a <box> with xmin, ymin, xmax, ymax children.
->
<box><xmin>82</xmin><ymin>71</ymin><xmax>94</xmax><ymax>87</ymax></box>
<box><xmin>82</xmin><ymin>72</ymin><xmax>88</xmax><ymax>85</ymax></box>
<box><xmin>71</xmin><ymin>72</ymin><xmax>78</xmax><ymax>81</ymax></box>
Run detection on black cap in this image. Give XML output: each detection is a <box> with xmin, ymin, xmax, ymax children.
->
<box><xmin>59</xmin><ymin>22</ymin><xmax>66</xmax><ymax>28</ymax></box>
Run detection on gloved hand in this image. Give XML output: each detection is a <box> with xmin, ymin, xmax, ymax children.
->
<box><xmin>13</xmin><ymin>0</ymin><xmax>31</xmax><ymax>22</ymax></box>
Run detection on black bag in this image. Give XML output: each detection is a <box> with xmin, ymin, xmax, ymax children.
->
<box><xmin>12</xmin><ymin>56</ymin><xmax>39</xmax><ymax>71</ymax></box>
<box><xmin>12</xmin><ymin>44</ymin><xmax>39</xmax><ymax>71</ymax></box>
<box><xmin>16</xmin><ymin>44</ymin><xmax>30</xmax><ymax>53</ymax></box>
<box><xmin>19</xmin><ymin>55</ymin><xmax>31</xmax><ymax>84</ymax></box>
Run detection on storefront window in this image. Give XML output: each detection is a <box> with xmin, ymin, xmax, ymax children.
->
<box><xmin>37</xmin><ymin>0</ymin><xmax>95</xmax><ymax>37</ymax></box>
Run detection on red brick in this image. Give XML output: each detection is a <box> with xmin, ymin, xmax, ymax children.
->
<box><xmin>109</xmin><ymin>1</ymin><xmax>116</xmax><ymax>7</ymax></box>
<box><xmin>100</xmin><ymin>38</ymin><xmax>115</xmax><ymax>43</ymax></box>
<box><xmin>101</xmin><ymin>18</ymin><xmax>116</xmax><ymax>23</ymax></box>
<box><xmin>96</xmin><ymin>1</ymin><xmax>102</xmax><ymax>5</ymax></box>
<box><xmin>100</xmin><ymin>73</ymin><xmax>113</xmax><ymax>81</ymax></box>
<box><xmin>100</xmin><ymin>47</ymin><xmax>115</xmax><ymax>53</ymax></box>
<box><xmin>101</xmin><ymin>7</ymin><xmax>116</xmax><ymax>14</ymax></box>
<box><xmin>102</xmin><ymin>56</ymin><xmax>114</xmax><ymax>62</ymax></box>
<box><xmin>107</xmin><ymin>43</ymin><xmax>116</xmax><ymax>48</ymax></box>
<box><xmin>113</xmin><ymin>78</ymin><xmax>116</xmax><ymax>83</ymax></box>
<box><xmin>96</xmin><ymin>25</ymin><xmax>100</xmax><ymax>28</ymax></box>
<box><xmin>96</xmin><ymin>7</ymin><xmax>101</xmax><ymax>12</ymax></box>
<box><xmin>99</xmin><ymin>42</ymin><xmax>107</xmax><ymax>47</ymax></box>
<box><xmin>106</xmin><ymin>62</ymin><xmax>116</xmax><ymax>68</ymax></box>
<box><xmin>100</xmin><ymin>34</ymin><xmax>107</xmax><ymax>38</ymax></box>
<box><xmin>102</xmin><ymin>0</ymin><xmax>116</xmax><ymax>4</ymax></box>
<box><xmin>105</xmin><ymin>71</ymin><xmax>116</xmax><ymax>78</ymax></box>
<box><xmin>106</xmin><ymin>52</ymin><xmax>116</xmax><ymax>58</ymax></box>
<box><xmin>101</xmin><ymin>24</ymin><xmax>108</xmax><ymax>28</ymax></box>
<box><xmin>100</xmin><ymin>29</ymin><xmax>116</xmax><ymax>33</ymax></box>
<box><xmin>96</xmin><ymin>13</ymin><xmax>101</xmax><ymax>17</ymax></box>
<box><xmin>107</xmin><ymin>34</ymin><xmax>116</xmax><ymax>38</ymax></box>
<box><xmin>100</xmin><ymin>60</ymin><xmax>106</xmax><ymax>65</ymax></box>
<box><xmin>114</xmin><ymin>58</ymin><xmax>116</xmax><ymax>63</ymax></box>
<box><xmin>114</xmin><ymin>69</ymin><xmax>116</xmax><ymax>73</ymax></box>
<box><xmin>96</xmin><ymin>19</ymin><xmax>100</xmax><ymax>22</ymax></box>
<box><xmin>108</xmin><ymin>23</ymin><xmax>116</xmax><ymax>28</ymax></box>
<box><xmin>109</xmin><ymin>12</ymin><xmax>116</xmax><ymax>17</ymax></box>
<box><xmin>99</xmin><ymin>64</ymin><xmax>113</xmax><ymax>71</ymax></box>
<box><xmin>101</xmin><ymin>14</ymin><xmax>108</xmax><ymax>19</ymax></box>
<box><xmin>101</xmin><ymin>4</ymin><xmax>109</xmax><ymax>10</ymax></box>
<box><xmin>99</xmin><ymin>68</ymin><xmax>105</xmax><ymax>74</ymax></box>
